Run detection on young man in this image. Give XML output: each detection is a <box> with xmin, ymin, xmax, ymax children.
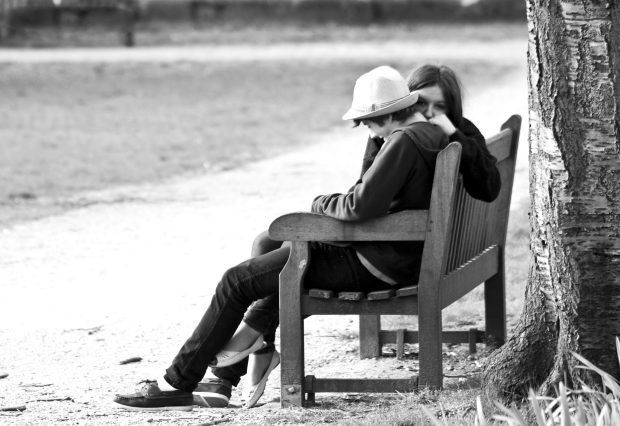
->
<box><xmin>113</xmin><ymin>65</ymin><xmax>448</xmax><ymax>411</ymax></box>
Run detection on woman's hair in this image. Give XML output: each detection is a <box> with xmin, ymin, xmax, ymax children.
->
<box><xmin>407</xmin><ymin>64</ymin><xmax>464</xmax><ymax>128</ymax></box>
<box><xmin>352</xmin><ymin>104</ymin><xmax>418</xmax><ymax>128</ymax></box>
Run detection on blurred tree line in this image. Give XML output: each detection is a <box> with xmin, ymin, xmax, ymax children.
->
<box><xmin>2</xmin><ymin>0</ymin><xmax>525</xmax><ymax>28</ymax></box>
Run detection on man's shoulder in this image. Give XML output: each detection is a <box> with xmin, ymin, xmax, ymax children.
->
<box><xmin>395</xmin><ymin>122</ymin><xmax>448</xmax><ymax>150</ymax></box>
<box><xmin>394</xmin><ymin>121</ymin><xmax>443</xmax><ymax>140</ymax></box>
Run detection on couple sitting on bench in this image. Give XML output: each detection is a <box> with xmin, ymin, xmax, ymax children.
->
<box><xmin>113</xmin><ymin>63</ymin><xmax>500</xmax><ymax>411</ymax></box>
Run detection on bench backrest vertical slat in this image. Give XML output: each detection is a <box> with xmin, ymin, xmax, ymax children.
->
<box><xmin>488</xmin><ymin>115</ymin><xmax>521</xmax><ymax>251</ymax></box>
<box><xmin>446</xmin><ymin>180</ymin><xmax>465</xmax><ymax>271</ymax></box>
<box><xmin>462</xmin><ymin>195</ymin><xmax>476</xmax><ymax>261</ymax></box>
<box><xmin>418</xmin><ymin>142</ymin><xmax>463</xmax><ymax>280</ymax></box>
<box><xmin>469</xmin><ymin>201</ymin><xmax>483</xmax><ymax>261</ymax></box>
<box><xmin>442</xmin><ymin>115</ymin><xmax>521</xmax><ymax>275</ymax></box>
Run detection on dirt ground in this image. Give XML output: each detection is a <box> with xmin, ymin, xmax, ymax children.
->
<box><xmin>0</xmin><ymin>38</ymin><xmax>529</xmax><ymax>424</ymax></box>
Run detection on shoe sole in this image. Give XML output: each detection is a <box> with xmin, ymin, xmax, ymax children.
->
<box><xmin>114</xmin><ymin>401</ymin><xmax>193</xmax><ymax>412</ymax></box>
<box><xmin>193</xmin><ymin>393</ymin><xmax>229</xmax><ymax>408</ymax></box>
<box><xmin>243</xmin><ymin>351</ymin><xmax>280</xmax><ymax>409</ymax></box>
<box><xmin>209</xmin><ymin>337</ymin><xmax>266</xmax><ymax>368</ymax></box>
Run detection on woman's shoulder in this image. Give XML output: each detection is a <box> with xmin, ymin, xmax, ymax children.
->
<box><xmin>460</xmin><ymin>117</ymin><xmax>483</xmax><ymax>136</ymax></box>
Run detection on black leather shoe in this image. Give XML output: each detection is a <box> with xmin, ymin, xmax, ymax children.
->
<box><xmin>114</xmin><ymin>380</ymin><xmax>193</xmax><ymax>411</ymax></box>
<box><xmin>193</xmin><ymin>377</ymin><xmax>232</xmax><ymax>408</ymax></box>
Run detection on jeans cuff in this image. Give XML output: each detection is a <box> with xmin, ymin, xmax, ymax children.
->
<box><xmin>164</xmin><ymin>367</ymin><xmax>196</xmax><ymax>393</ymax></box>
<box><xmin>242</xmin><ymin>315</ymin><xmax>271</xmax><ymax>336</ymax></box>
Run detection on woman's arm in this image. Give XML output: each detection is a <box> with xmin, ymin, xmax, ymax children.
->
<box><xmin>358</xmin><ymin>136</ymin><xmax>384</xmax><ymax>180</ymax></box>
<box><xmin>450</xmin><ymin>118</ymin><xmax>501</xmax><ymax>202</ymax></box>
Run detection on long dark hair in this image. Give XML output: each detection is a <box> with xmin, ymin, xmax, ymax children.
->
<box><xmin>407</xmin><ymin>65</ymin><xmax>464</xmax><ymax>128</ymax></box>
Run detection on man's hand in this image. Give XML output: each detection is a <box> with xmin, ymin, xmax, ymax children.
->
<box><xmin>428</xmin><ymin>114</ymin><xmax>457</xmax><ymax>136</ymax></box>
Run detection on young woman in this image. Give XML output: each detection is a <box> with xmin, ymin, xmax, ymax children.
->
<box><xmin>113</xmin><ymin>66</ymin><xmax>449</xmax><ymax>411</ymax></box>
<box><xmin>200</xmin><ymin>64</ymin><xmax>503</xmax><ymax>409</ymax></box>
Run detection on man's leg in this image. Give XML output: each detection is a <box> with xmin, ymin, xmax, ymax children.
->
<box><xmin>114</xmin><ymin>247</ymin><xmax>290</xmax><ymax>411</ymax></box>
<box><xmin>164</xmin><ymin>247</ymin><xmax>290</xmax><ymax>392</ymax></box>
<box><xmin>198</xmin><ymin>231</ymin><xmax>282</xmax><ymax>408</ymax></box>
<box><xmin>251</xmin><ymin>229</ymin><xmax>283</xmax><ymax>257</ymax></box>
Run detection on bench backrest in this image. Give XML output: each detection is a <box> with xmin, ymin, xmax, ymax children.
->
<box><xmin>443</xmin><ymin>115</ymin><xmax>521</xmax><ymax>275</ymax></box>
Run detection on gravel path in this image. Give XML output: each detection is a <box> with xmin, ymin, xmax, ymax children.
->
<box><xmin>0</xmin><ymin>40</ymin><xmax>525</xmax><ymax>63</ymax></box>
<box><xmin>0</xmin><ymin>42</ymin><xmax>528</xmax><ymax>424</ymax></box>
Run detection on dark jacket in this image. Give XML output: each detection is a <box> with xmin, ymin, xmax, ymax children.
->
<box><xmin>311</xmin><ymin>121</ymin><xmax>448</xmax><ymax>284</ymax></box>
<box><xmin>358</xmin><ymin>118</ymin><xmax>500</xmax><ymax>202</ymax></box>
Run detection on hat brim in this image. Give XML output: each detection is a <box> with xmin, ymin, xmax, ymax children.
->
<box><xmin>342</xmin><ymin>91</ymin><xmax>419</xmax><ymax>121</ymax></box>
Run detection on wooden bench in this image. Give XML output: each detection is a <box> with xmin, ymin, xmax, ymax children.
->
<box><xmin>0</xmin><ymin>0</ymin><xmax>137</xmax><ymax>46</ymax></box>
<box><xmin>269</xmin><ymin>115</ymin><xmax>521</xmax><ymax>407</ymax></box>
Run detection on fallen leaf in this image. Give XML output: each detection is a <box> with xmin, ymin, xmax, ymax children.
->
<box><xmin>119</xmin><ymin>357</ymin><xmax>142</xmax><ymax>365</ymax></box>
<box><xmin>0</xmin><ymin>405</ymin><xmax>26</xmax><ymax>412</ymax></box>
<box><xmin>20</xmin><ymin>383</ymin><xmax>53</xmax><ymax>388</ymax></box>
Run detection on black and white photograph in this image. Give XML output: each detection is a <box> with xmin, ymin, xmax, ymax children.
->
<box><xmin>1</xmin><ymin>0</ymin><xmax>619</xmax><ymax>424</ymax></box>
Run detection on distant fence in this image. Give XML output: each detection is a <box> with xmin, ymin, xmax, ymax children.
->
<box><xmin>0</xmin><ymin>0</ymin><xmax>138</xmax><ymax>45</ymax></box>
<box><xmin>143</xmin><ymin>0</ymin><xmax>525</xmax><ymax>24</ymax></box>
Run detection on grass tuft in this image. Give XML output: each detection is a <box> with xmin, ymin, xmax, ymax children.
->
<box><xmin>426</xmin><ymin>337</ymin><xmax>620</xmax><ymax>425</ymax></box>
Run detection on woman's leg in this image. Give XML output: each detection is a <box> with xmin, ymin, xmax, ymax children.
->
<box><xmin>243</xmin><ymin>242</ymin><xmax>391</xmax><ymax>331</ymax></box>
<box><xmin>163</xmin><ymin>246</ymin><xmax>290</xmax><ymax>393</ymax></box>
<box><xmin>207</xmin><ymin>231</ymin><xmax>282</xmax><ymax>387</ymax></box>
<box><xmin>236</xmin><ymin>243</ymin><xmax>391</xmax><ymax>406</ymax></box>
<box><xmin>208</xmin><ymin>314</ymin><xmax>277</xmax><ymax>388</ymax></box>
<box><xmin>251</xmin><ymin>229</ymin><xmax>283</xmax><ymax>257</ymax></box>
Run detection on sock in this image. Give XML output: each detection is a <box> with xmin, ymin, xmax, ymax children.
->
<box><xmin>157</xmin><ymin>376</ymin><xmax>178</xmax><ymax>392</ymax></box>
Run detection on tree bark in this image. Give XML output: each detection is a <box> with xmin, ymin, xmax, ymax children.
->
<box><xmin>483</xmin><ymin>0</ymin><xmax>620</xmax><ymax>399</ymax></box>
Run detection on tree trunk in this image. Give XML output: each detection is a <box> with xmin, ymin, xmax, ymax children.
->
<box><xmin>0</xmin><ymin>0</ymin><xmax>11</xmax><ymax>42</ymax></box>
<box><xmin>482</xmin><ymin>0</ymin><xmax>620</xmax><ymax>399</ymax></box>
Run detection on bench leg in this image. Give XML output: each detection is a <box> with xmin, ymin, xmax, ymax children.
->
<box><xmin>279</xmin><ymin>242</ymin><xmax>309</xmax><ymax>408</ymax></box>
<box><xmin>359</xmin><ymin>315</ymin><xmax>381</xmax><ymax>358</ymax></box>
<box><xmin>468</xmin><ymin>328</ymin><xmax>478</xmax><ymax>354</ymax></box>
<box><xmin>418</xmin><ymin>316</ymin><xmax>442</xmax><ymax>389</ymax></box>
<box><xmin>484</xmin><ymin>267</ymin><xmax>506</xmax><ymax>347</ymax></box>
<box><xmin>396</xmin><ymin>328</ymin><xmax>406</xmax><ymax>360</ymax></box>
<box><xmin>418</xmin><ymin>282</ymin><xmax>442</xmax><ymax>389</ymax></box>
<box><xmin>280</xmin><ymin>311</ymin><xmax>304</xmax><ymax>407</ymax></box>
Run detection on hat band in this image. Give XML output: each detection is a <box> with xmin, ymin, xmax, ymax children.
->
<box><xmin>352</xmin><ymin>93</ymin><xmax>412</xmax><ymax>113</ymax></box>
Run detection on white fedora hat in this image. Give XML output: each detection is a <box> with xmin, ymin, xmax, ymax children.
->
<box><xmin>342</xmin><ymin>66</ymin><xmax>419</xmax><ymax>121</ymax></box>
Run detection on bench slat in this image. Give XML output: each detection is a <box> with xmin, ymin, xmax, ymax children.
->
<box><xmin>440</xmin><ymin>245</ymin><xmax>500</xmax><ymax>308</ymax></box>
<box><xmin>396</xmin><ymin>285</ymin><xmax>418</xmax><ymax>297</ymax></box>
<box><xmin>487</xmin><ymin>128</ymin><xmax>513</xmax><ymax>162</ymax></box>
<box><xmin>301</xmin><ymin>296</ymin><xmax>418</xmax><ymax>315</ymax></box>
<box><xmin>305</xmin><ymin>376</ymin><xmax>417</xmax><ymax>393</ymax></box>
<box><xmin>367</xmin><ymin>289</ymin><xmax>395</xmax><ymax>300</ymax></box>
<box><xmin>338</xmin><ymin>291</ymin><xmax>364</xmax><ymax>301</ymax></box>
<box><xmin>308</xmin><ymin>289</ymin><xmax>333</xmax><ymax>299</ymax></box>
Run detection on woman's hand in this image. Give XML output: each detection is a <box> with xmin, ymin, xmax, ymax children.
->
<box><xmin>428</xmin><ymin>114</ymin><xmax>457</xmax><ymax>136</ymax></box>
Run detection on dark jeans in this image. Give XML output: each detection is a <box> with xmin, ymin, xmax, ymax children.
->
<box><xmin>164</xmin><ymin>242</ymin><xmax>391</xmax><ymax>392</ymax></box>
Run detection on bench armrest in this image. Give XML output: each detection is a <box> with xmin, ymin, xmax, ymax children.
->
<box><xmin>268</xmin><ymin>210</ymin><xmax>428</xmax><ymax>242</ymax></box>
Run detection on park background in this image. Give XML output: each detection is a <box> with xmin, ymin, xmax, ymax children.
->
<box><xmin>0</xmin><ymin>1</ymin><xmax>529</xmax><ymax>424</ymax></box>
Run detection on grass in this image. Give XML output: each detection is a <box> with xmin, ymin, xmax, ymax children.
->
<box><xmin>421</xmin><ymin>339</ymin><xmax>620</xmax><ymax>425</ymax></box>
